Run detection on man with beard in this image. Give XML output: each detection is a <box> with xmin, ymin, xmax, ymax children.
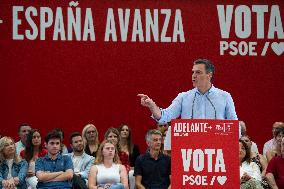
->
<box><xmin>35</xmin><ymin>130</ymin><xmax>73</xmax><ymax>189</ymax></box>
<box><xmin>68</xmin><ymin>132</ymin><xmax>95</xmax><ymax>189</ymax></box>
<box><xmin>134</xmin><ymin>129</ymin><xmax>171</xmax><ymax>189</ymax></box>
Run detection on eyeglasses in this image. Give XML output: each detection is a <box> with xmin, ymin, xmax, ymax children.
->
<box><xmin>87</xmin><ymin>130</ymin><xmax>96</xmax><ymax>134</ymax></box>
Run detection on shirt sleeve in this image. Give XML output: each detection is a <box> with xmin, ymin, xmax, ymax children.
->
<box><xmin>17</xmin><ymin>160</ymin><xmax>28</xmax><ymax>185</ymax></box>
<box><xmin>225</xmin><ymin>93</ymin><xmax>238</xmax><ymax>120</ymax></box>
<box><xmin>158</xmin><ymin>92</ymin><xmax>185</xmax><ymax>124</ymax></box>
<box><xmin>133</xmin><ymin>156</ymin><xmax>142</xmax><ymax>176</ymax></box>
<box><xmin>64</xmin><ymin>155</ymin><xmax>74</xmax><ymax>171</ymax></box>
<box><xmin>80</xmin><ymin>156</ymin><xmax>95</xmax><ymax>179</ymax></box>
<box><xmin>266</xmin><ymin>157</ymin><xmax>277</xmax><ymax>175</ymax></box>
<box><xmin>35</xmin><ymin>157</ymin><xmax>44</xmax><ymax>173</ymax></box>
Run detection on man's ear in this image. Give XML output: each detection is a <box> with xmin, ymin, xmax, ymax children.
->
<box><xmin>146</xmin><ymin>141</ymin><xmax>150</xmax><ymax>146</ymax></box>
<box><xmin>208</xmin><ymin>72</ymin><xmax>213</xmax><ymax>80</ymax></box>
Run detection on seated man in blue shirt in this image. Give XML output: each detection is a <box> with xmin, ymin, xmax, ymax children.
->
<box><xmin>35</xmin><ymin>130</ymin><xmax>73</xmax><ymax>189</ymax></box>
<box><xmin>134</xmin><ymin>129</ymin><xmax>171</xmax><ymax>189</ymax></box>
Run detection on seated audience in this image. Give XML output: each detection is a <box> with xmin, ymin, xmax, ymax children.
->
<box><xmin>105</xmin><ymin>128</ymin><xmax>131</xmax><ymax>173</ymax></box>
<box><xmin>266</xmin><ymin>127</ymin><xmax>284</xmax><ymax>163</ymax></box>
<box><xmin>134</xmin><ymin>129</ymin><xmax>171</xmax><ymax>189</ymax></box>
<box><xmin>88</xmin><ymin>140</ymin><xmax>129</xmax><ymax>189</ymax></box>
<box><xmin>35</xmin><ymin>130</ymin><xmax>73</xmax><ymax>189</ymax></box>
<box><xmin>82</xmin><ymin>124</ymin><xmax>100</xmax><ymax>157</ymax></box>
<box><xmin>20</xmin><ymin>129</ymin><xmax>47</xmax><ymax>189</ymax></box>
<box><xmin>239</xmin><ymin>139</ymin><xmax>263</xmax><ymax>189</ymax></box>
<box><xmin>68</xmin><ymin>132</ymin><xmax>95</xmax><ymax>189</ymax></box>
<box><xmin>266</xmin><ymin>137</ymin><xmax>284</xmax><ymax>189</ymax></box>
<box><xmin>0</xmin><ymin>136</ymin><xmax>28</xmax><ymax>189</ymax></box>
<box><xmin>15</xmin><ymin>123</ymin><xmax>32</xmax><ymax>155</ymax></box>
<box><xmin>263</xmin><ymin>122</ymin><xmax>284</xmax><ymax>157</ymax></box>
<box><xmin>240</xmin><ymin>135</ymin><xmax>270</xmax><ymax>189</ymax></box>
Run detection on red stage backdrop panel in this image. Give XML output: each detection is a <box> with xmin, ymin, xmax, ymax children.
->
<box><xmin>171</xmin><ymin>119</ymin><xmax>239</xmax><ymax>188</ymax></box>
<box><xmin>0</xmin><ymin>1</ymin><xmax>283</xmax><ymax>151</ymax></box>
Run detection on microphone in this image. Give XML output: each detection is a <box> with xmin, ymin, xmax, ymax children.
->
<box><xmin>205</xmin><ymin>95</ymin><xmax>217</xmax><ymax>119</ymax></box>
<box><xmin>191</xmin><ymin>92</ymin><xmax>217</xmax><ymax>119</ymax></box>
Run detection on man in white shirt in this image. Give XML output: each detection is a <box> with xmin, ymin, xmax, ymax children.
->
<box><xmin>15</xmin><ymin>123</ymin><xmax>31</xmax><ymax>154</ymax></box>
<box><xmin>68</xmin><ymin>132</ymin><xmax>95</xmax><ymax>189</ymax></box>
<box><xmin>263</xmin><ymin>122</ymin><xmax>284</xmax><ymax>157</ymax></box>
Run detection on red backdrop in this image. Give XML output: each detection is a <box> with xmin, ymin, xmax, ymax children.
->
<box><xmin>0</xmin><ymin>0</ymin><xmax>283</xmax><ymax>152</ymax></box>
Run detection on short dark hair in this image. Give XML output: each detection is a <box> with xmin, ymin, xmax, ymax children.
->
<box><xmin>53</xmin><ymin>128</ymin><xmax>64</xmax><ymax>138</ymax></box>
<box><xmin>45</xmin><ymin>130</ymin><xmax>62</xmax><ymax>143</ymax></box>
<box><xmin>193</xmin><ymin>59</ymin><xmax>215</xmax><ymax>81</ymax></box>
<box><xmin>18</xmin><ymin>123</ymin><xmax>31</xmax><ymax>133</ymax></box>
<box><xmin>69</xmin><ymin>132</ymin><xmax>82</xmax><ymax>144</ymax></box>
<box><xmin>273</xmin><ymin>127</ymin><xmax>284</xmax><ymax>138</ymax></box>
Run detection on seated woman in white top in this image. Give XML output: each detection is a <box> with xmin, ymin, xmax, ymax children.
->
<box><xmin>88</xmin><ymin>140</ymin><xmax>129</xmax><ymax>189</ymax></box>
<box><xmin>239</xmin><ymin>140</ymin><xmax>264</xmax><ymax>189</ymax></box>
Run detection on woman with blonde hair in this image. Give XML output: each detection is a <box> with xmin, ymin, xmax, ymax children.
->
<box><xmin>0</xmin><ymin>136</ymin><xmax>28</xmax><ymax>189</ymax></box>
<box><xmin>82</xmin><ymin>124</ymin><xmax>100</xmax><ymax>157</ymax></box>
<box><xmin>88</xmin><ymin>140</ymin><xmax>129</xmax><ymax>189</ymax></box>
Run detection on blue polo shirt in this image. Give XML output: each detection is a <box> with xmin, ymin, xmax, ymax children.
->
<box><xmin>35</xmin><ymin>153</ymin><xmax>73</xmax><ymax>189</ymax></box>
<box><xmin>134</xmin><ymin>152</ymin><xmax>171</xmax><ymax>189</ymax></box>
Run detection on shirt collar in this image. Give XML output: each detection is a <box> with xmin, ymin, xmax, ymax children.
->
<box><xmin>145</xmin><ymin>151</ymin><xmax>163</xmax><ymax>160</ymax></box>
<box><xmin>71</xmin><ymin>152</ymin><xmax>86</xmax><ymax>158</ymax></box>
<box><xmin>45</xmin><ymin>153</ymin><xmax>62</xmax><ymax>160</ymax></box>
<box><xmin>195</xmin><ymin>85</ymin><xmax>216</xmax><ymax>95</ymax></box>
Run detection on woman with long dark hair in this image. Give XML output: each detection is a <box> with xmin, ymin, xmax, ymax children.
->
<box><xmin>118</xmin><ymin>124</ymin><xmax>140</xmax><ymax>167</ymax></box>
<box><xmin>20</xmin><ymin>129</ymin><xmax>47</xmax><ymax>189</ymax></box>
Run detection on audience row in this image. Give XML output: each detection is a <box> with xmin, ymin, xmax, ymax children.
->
<box><xmin>0</xmin><ymin>123</ymin><xmax>171</xmax><ymax>189</ymax></box>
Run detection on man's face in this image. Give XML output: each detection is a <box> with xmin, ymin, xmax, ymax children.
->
<box><xmin>71</xmin><ymin>136</ymin><xmax>84</xmax><ymax>153</ymax></box>
<box><xmin>19</xmin><ymin>126</ymin><xmax>31</xmax><ymax>142</ymax></box>
<box><xmin>148</xmin><ymin>134</ymin><xmax>162</xmax><ymax>151</ymax></box>
<box><xmin>192</xmin><ymin>64</ymin><xmax>212</xmax><ymax>89</ymax></box>
<box><xmin>46</xmin><ymin>138</ymin><xmax>61</xmax><ymax>155</ymax></box>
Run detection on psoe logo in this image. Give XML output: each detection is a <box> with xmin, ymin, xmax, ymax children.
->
<box><xmin>217</xmin><ymin>5</ymin><xmax>284</xmax><ymax>56</ymax></box>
